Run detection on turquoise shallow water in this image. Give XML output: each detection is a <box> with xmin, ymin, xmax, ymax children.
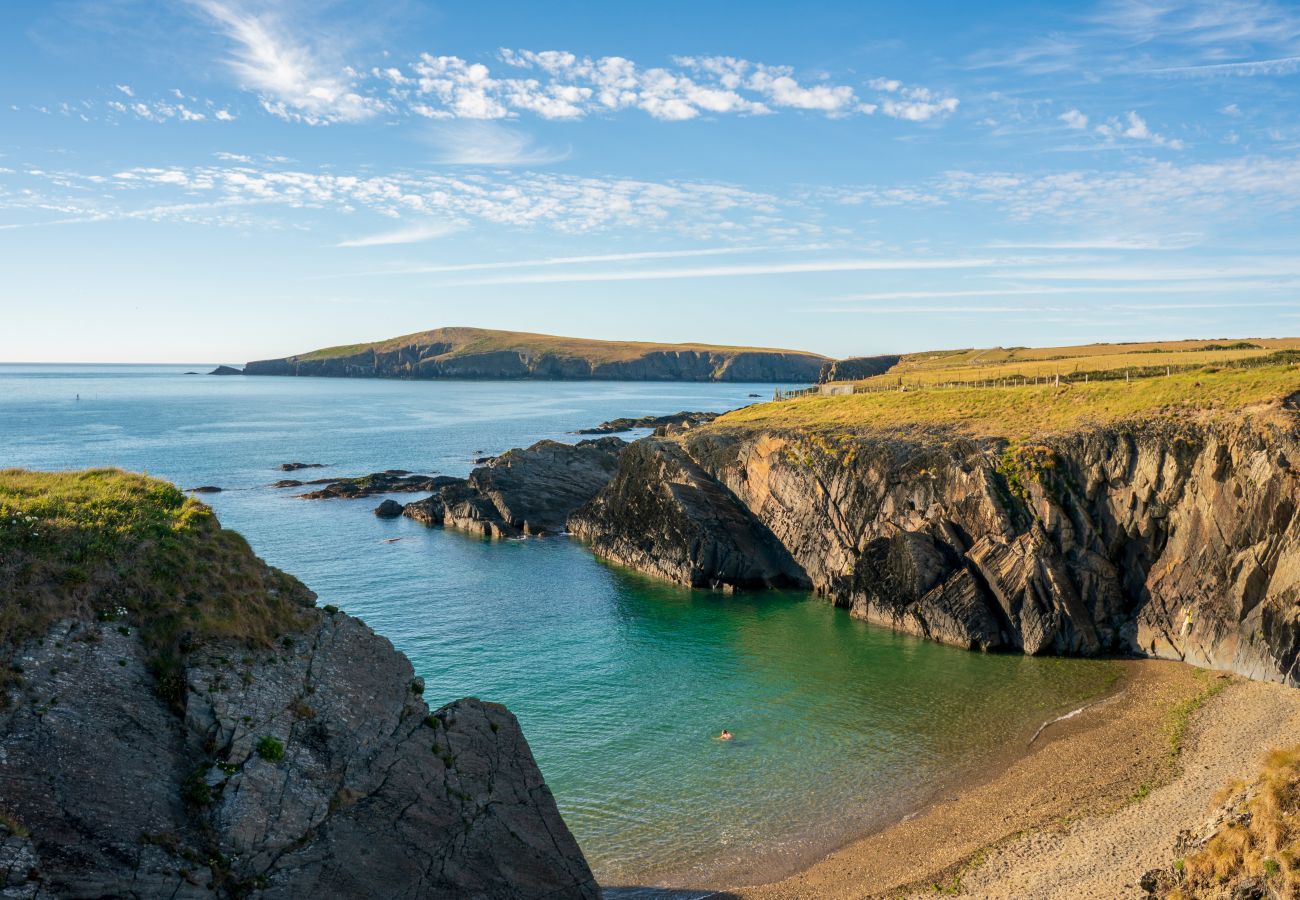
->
<box><xmin>0</xmin><ymin>365</ymin><xmax>1120</xmax><ymax>886</ymax></box>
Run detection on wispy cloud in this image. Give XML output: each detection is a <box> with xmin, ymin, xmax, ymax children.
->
<box><xmin>195</xmin><ymin>0</ymin><xmax>385</xmax><ymax>125</ymax></box>
<box><xmin>440</xmin><ymin>257</ymin><xmax>1003</xmax><ymax>286</ymax></box>
<box><xmin>368</xmin><ymin>246</ymin><xmax>781</xmax><ymax>275</ymax></box>
<box><xmin>423</xmin><ymin>121</ymin><xmax>569</xmax><ymax>165</ymax></box>
<box><xmin>336</xmin><ymin>221</ymin><xmax>461</xmax><ymax>248</ymax></box>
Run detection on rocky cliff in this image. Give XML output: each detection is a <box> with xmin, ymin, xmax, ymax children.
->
<box><xmin>817</xmin><ymin>354</ymin><xmax>902</xmax><ymax>383</ymax></box>
<box><xmin>242</xmin><ymin>327</ymin><xmax>827</xmax><ymax>383</ymax></box>
<box><xmin>0</xmin><ymin>470</ymin><xmax>597</xmax><ymax>899</ymax></box>
<box><xmin>567</xmin><ymin>411</ymin><xmax>1300</xmax><ymax>685</ymax></box>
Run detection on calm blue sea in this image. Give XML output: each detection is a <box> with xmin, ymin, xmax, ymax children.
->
<box><xmin>0</xmin><ymin>365</ymin><xmax>1118</xmax><ymax>888</ymax></box>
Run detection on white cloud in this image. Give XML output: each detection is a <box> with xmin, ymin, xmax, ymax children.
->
<box><xmin>4</xmin><ymin>160</ymin><xmax>808</xmax><ymax>238</ymax></box>
<box><xmin>115</xmin><ymin>84</ymin><xmax>134</xmax><ymax>97</ymax></box>
<box><xmin>866</xmin><ymin>77</ymin><xmax>960</xmax><ymax>121</ymax></box>
<box><xmin>366</xmin><ymin>246</ymin><xmax>782</xmax><ymax>276</ymax></box>
<box><xmin>337</xmin><ymin>221</ymin><xmax>461</xmax><ymax>247</ymax></box>
<box><xmin>196</xmin><ymin>0</ymin><xmax>384</xmax><ymax>125</ymax></box>
<box><xmin>1095</xmin><ymin>111</ymin><xmax>1184</xmax><ymax>148</ymax></box>
<box><xmin>1059</xmin><ymin>108</ymin><xmax>1089</xmax><ymax>129</ymax></box>
<box><xmin>423</xmin><ymin>121</ymin><xmax>569</xmax><ymax>165</ymax></box>
<box><xmin>445</xmin><ymin>257</ymin><xmax>1001</xmax><ymax>286</ymax></box>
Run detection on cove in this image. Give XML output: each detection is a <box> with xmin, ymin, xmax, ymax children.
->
<box><xmin>0</xmin><ymin>365</ymin><xmax>1120</xmax><ymax>887</ymax></box>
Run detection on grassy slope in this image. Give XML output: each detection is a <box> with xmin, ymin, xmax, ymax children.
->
<box><xmin>715</xmin><ymin>365</ymin><xmax>1300</xmax><ymax>439</ymax></box>
<box><xmin>0</xmin><ymin>469</ymin><xmax>314</xmax><ymax>694</ymax></box>
<box><xmin>293</xmin><ymin>326</ymin><xmax>828</xmax><ymax>364</ymax></box>
<box><xmin>845</xmin><ymin>338</ymin><xmax>1300</xmax><ymax>388</ymax></box>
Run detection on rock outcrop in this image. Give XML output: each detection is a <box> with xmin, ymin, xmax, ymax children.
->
<box><xmin>404</xmin><ymin>438</ymin><xmax>625</xmax><ymax>538</ymax></box>
<box><xmin>0</xmin><ymin>472</ymin><xmax>598</xmax><ymax>899</ymax></box>
<box><xmin>209</xmin><ymin>365</ymin><xmax>243</xmax><ymax>376</ymax></box>
<box><xmin>817</xmin><ymin>354</ymin><xmax>902</xmax><ymax>383</ymax></box>
<box><xmin>575</xmin><ymin>411</ymin><xmax>719</xmax><ymax>435</ymax></box>
<box><xmin>565</xmin><ymin>415</ymin><xmax>1300</xmax><ymax>684</ymax></box>
<box><xmin>242</xmin><ymin>327</ymin><xmax>828</xmax><ymax>384</ymax></box>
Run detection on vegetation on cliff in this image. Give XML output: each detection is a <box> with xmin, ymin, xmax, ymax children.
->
<box><xmin>718</xmin><ymin>364</ymin><xmax>1300</xmax><ymax>439</ymax></box>
<box><xmin>0</xmin><ymin>468</ymin><xmax>314</xmax><ymax>697</ymax></box>
<box><xmin>1153</xmin><ymin>745</ymin><xmax>1300</xmax><ymax>898</ymax></box>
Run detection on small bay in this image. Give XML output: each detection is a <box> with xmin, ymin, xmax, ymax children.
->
<box><xmin>0</xmin><ymin>365</ymin><xmax>1120</xmax><ymax>886</ymax></box>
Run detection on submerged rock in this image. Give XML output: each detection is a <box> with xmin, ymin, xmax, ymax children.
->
<box><xmin>575</xmin><ymin>410</ymin><xmax>719</xmax><ymax>435</ymax></box>
<box><xmin>373</xmin><ymin>498</ymin><xmax>404</xmax><ymax>518</ymax></box>
<box><xmin>298</xmin><ymin>472</ymin><xmax>454</xmax><ymax>500</ymax></box>
<box><xmin>187</xmin><ymin>485</ymin><xmax>224</xmax><ymax>493</ymax></box>
<box><xmin>279</xmin><ymin>462</ymin><xmax>326</xmax><ymax>472</ymax></box>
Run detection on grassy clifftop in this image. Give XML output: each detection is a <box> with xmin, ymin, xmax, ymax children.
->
<box><xmin>841</xmin><ymin>337</ymin><xmax>1300</xmax><ymax>389</ymax></box>
<box><xmin>0</xmin><ymin>469</ymin><xmax>314</xmax><ymax>692</ymax></box>
<box><xmin>294</xmin><ymin>326</ymin><xmax>827</xmax><ymax>365</ymax></box>
<box><xmin>715</xmin><ymin>364</ymin><xmax>1300</xmax><ymax>439</ymax></box>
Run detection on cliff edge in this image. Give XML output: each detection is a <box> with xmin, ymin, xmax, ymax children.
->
<box><xmin>0</xmin><ymin>469</ymin><xmax>597</xmax><ymax>899</ymax></box>
<box><xmin>568</xmin><ymin>366</ymin><xmax>1300</xmax><ymax>685</ymax></box>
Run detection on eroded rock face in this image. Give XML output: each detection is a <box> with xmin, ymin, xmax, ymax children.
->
<box><xmin>568</xmin><ymin>439</ymin><xmax>810</xmax><ymax>590</ymax></box>
<box><xmin>404</xmin><ymin>438</ymin><xmax>626</xmax><ymax>538</ymax></box>
<box><xmin>0</xmin><ymin>613</ymin><xmax>598</xmax><ymax>899</ymax></box>
<box><xmin>568</xmin><ymin>418</ymin><xmax>1300</xmax><ymax>684</ymax></box>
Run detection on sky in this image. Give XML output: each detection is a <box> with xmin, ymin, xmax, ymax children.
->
<box><xmin>2</xmin><ymin>0</ymin><xmax>1300</xmax><ymax>363</ymax></box>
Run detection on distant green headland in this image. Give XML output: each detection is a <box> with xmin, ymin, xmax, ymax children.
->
<box><xmin>239</xmin><ymin>326</ymin><xmax>830</xmax><ymax>382</ymax></box>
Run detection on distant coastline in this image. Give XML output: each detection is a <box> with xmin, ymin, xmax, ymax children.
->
<box><xmin>238</xmin><ymin>325</ymin><xmax>830</xmax><ymax>383</ymax></box>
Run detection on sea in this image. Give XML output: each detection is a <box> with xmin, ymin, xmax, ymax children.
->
<box><xmin>0</xmin><ymin>364</ymin><xmax>1120</xmax><ymax>889</ymax></box>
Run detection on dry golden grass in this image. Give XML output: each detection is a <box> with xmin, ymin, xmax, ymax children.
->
<box><xmin>296</xmin><ymin>326</ymin><xmax>828</xmax><ymax>364</ymax></box>
<box><xmin>1170</xmin><ymin>747</ymin><xmax>1300</xmax><ymax>898</ymax></box>
<box><xmin>715</xmin><ymin>364</ymin><xmax>1300</xmax><ymax>439</ymax></box>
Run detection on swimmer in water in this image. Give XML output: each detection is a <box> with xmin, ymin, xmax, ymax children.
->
<box><xmin>717</xmin><ymin>729</ymin><xmax>733</xmax><ymax>741</ymax></box>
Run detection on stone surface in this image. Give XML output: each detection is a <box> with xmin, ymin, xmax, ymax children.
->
<box><xmin>568</xmin><ymin>416</ymin><xmax>1300</xmax><ymax>684</ymax></box>
<box><xmin>405</xmin><ymin>438</ymin><xmax>626</xmax><ymax>538</ymax></box>
<box><xmin>0</xmin><ymin>612</ymin><xmax>597</xmax><ymax>899</ymax></box>
<box><xmin>575</xmin><ymin>411</ymin><xmax>719</xmax><ymax>435</ymax></box>
<box><xmin>568</xmin><ymin>438</ymin><xmax>809</xmax><ymax>590</ymax></box>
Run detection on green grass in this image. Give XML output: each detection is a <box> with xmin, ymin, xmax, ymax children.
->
<box><xmin>0</xmin><ymin>469</ymin><xmax>315</xmax><ymax>700</ymax></box>
<box><xmin>291</xmin><ymin>326</ymin><xmax>828</xmax><ymax>365</ymax></box>
<box><xmin>1167</xmin><ymin>674</ymin><xmax>1231</xmax><ymax>763</ymax></box>
<box><xmin>715</xmin><ymin>364</ymin><xmax>1300</xmax><ymax>439</ymax></box>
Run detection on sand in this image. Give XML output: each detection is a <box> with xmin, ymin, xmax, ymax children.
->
<box><xmin>725</xmin><ymin>659</ymin><xmax>1300</xmax><ymax>900</ymax></box>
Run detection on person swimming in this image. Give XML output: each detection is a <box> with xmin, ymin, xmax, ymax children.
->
<box><xmin>717</xmin><ymin>729</ymin><xmax>733</xmax><ymax>741</ymax></box>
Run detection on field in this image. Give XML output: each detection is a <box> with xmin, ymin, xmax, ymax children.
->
<box><xmin>842</xmin><ymin>338</ymin><xmax>1300</xmax><ymax>389</ymax></box>
<box><xmin>295</xmin><ymin>326</ymin><xmax>829</xmax><ymax>364</ymax></box>
<box><xmin>716</xmin><ymin>364</ymin><xmax>1300</xmax><ymax>439</ymax></box>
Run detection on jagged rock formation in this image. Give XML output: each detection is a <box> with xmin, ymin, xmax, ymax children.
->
<box><xmin>575</xmin><ymin>411</ymin><xmax>719</xmax><ymax>435</ymax></box>
<box><xmin>566</xmin><ymin>414</ymin><xmax>1300</xmax><ymax>684</ymax></box>
<box><xmin>817</xmin><ymin>354</ymin><xmax>902</xmax><ymax>383</ymax></box>
<box><xmin>242</xmin><ymin>327</ymin><xmax>828</xmax><ymax>383</ymax></box>
<box><xmin>0</xmin><ymin>471</ymin><xmax>597</xmax><ymax>899</ymax></box>
<box><xmin>569</xmin><ymin>439</ymin><xmax>809</xmax><ymax>590</ymax></box>
<box><xmin>403</xmin><ymin>438</ymin><xmax>626</xmax><ymax>538</ymax></box>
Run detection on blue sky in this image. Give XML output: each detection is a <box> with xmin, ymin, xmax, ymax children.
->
<box><xmin>3</xmin><ymin>0</ymin><xmax>1300</xmax><ymax>363</ymax></box>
